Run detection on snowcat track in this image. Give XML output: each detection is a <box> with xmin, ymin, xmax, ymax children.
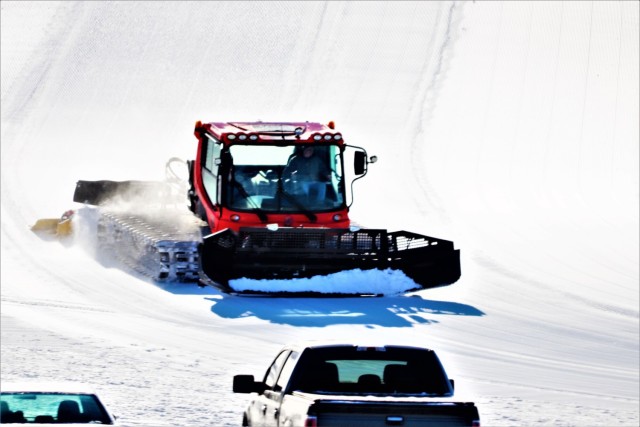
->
<box><xmin>96</xmin><ymin>211</ymin><xmax>202</xmax><ymax>282</ymax></box>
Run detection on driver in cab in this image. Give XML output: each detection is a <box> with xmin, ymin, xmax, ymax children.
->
<box><xmin>283</xmin><ymin>146</ymin><xmax>331</xmax><ymax>202</ymax></box>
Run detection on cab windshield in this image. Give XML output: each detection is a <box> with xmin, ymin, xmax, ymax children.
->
<box><xmin>225</xmin><ymin>144</ymin><xmax>345</xmax><ymax>212</ymax></box>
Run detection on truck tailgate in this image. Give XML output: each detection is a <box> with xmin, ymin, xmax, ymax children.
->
<box><xmin>311</xmin><ymin>400</ymin><xmax>479</xmax><ymax>427</ymax></box>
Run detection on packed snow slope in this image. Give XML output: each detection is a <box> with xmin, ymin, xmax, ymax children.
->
<box><xmin>2</xmin><ymin>1</ymin><xmax>638</xmax><ymax>426</ymax></box>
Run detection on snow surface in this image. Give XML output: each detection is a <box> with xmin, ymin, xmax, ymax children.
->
<box><xmin>1</xmin><ymin>1</ymin><xmax>638</xmax><ymax>426</ymax></box>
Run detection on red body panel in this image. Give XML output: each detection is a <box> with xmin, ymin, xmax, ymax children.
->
<box><xmin>215</xmin><ymin>211</ymin><xmax>351</xmax><ymax>231</ymax></box>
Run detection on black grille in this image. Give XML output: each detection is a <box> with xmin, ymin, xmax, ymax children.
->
<box><xmin>236</xmin><ymin>228</ymin><xmax>387</xmax><ymax>254</ymax></box>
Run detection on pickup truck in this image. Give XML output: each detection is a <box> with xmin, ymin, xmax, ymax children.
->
<box><xmin>233</xmin><ymin>342</ymin><xmax>480</xmax><ymax>427</ymax></box>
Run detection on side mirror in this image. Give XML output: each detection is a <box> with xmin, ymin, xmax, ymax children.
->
<box><xmin>354</xmin><ymin>151</ymin><xmax>367</xmax><ymax>175</ymax></box>
<box><xmin>449</xmin><ymin>379</ymin><xmax>455</xmax><ymax>390</ymax></box>
<box><xmin>233</xmin><ymin>375</ymin><xmax>266</xmax><ymax>394</ymax></box>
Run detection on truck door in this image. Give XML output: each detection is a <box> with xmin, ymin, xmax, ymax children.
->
<box><xmin>247</xmin><ymin>350</ymin><xmax>290</xmax><ymax>427</ymax></box>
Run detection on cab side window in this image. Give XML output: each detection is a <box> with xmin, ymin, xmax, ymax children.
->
<box><xmin>274</xmin><ymin>351</ymin><xmax>299</xmax><ymax>392</ymax></box>
<box><xmin>263</xmin><ymin>350</ymin><xmax>290</xmax><ymax>391</ymax></box>
<box><xmin>202</xmin><ymin>135</ymin><xmax>221</xmax><ymax>203</ymax></box>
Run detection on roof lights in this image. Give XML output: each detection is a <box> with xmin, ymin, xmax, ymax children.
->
<box><xmin>226</xmin><ymin>131</ymin><xmax>342</xmax><ymax>143</ymax></box>
<box><xmin>311</xmin><ymin>132</ymin><xmax>343</xmax><ymax>141</ymax></box>
<box><xmin>226</xmin><ymin>133</ymin><xmax>258</xmax><ymax>142</ymax></box>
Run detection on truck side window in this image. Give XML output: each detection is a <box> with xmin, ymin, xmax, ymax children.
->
<box><xmin>274</xmin><ymin>351</ymin><xmax>299</xmax><ymax>392</ymax></box>
<box><xmin>263</xmin><ymin>350</ymin><xmax>290</xmax><ymax>391</ymax></box>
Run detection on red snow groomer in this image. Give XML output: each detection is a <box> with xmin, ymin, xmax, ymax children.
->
<box><xmin>70</xmin><ymin>121</ymin><xmax>461</xmax><ymax>294</ymax></box>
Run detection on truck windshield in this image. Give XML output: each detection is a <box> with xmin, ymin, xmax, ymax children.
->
<box><xmin>289</xmin><ymin>347</ymin><xmax>452</xmax><ymax>396</ymax></box>
<box><xmin>225</xmin><ymin>144</ymin><xmax>345</xmax><ymax>213</ymax></box>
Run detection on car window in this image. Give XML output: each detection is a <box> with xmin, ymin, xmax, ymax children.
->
<box><xmin>0</xmin><ymin>392</ymin><xmax>112</xmax><ymax>424</ymax></box>
<box><xmin>329</xmin><ymin>359</ymin><xmax>401</xmax><ymax>383</ymax></box>
<box><xmin>274</xmin><ymin>351</ymin><xmax>299</xmax><ymax>392</ymax></box>
<box><xmin>263</xmin><ymin>350</ymin><xmax>290</xmax><ymax>390</ymax></box>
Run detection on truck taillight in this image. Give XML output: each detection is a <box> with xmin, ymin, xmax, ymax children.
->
<box><xmin>472</xmin><ymin>420</ymin><xmax>480</xmax><ymax>427</ymax></box>
<box><xmin>304</xmin><ymin>416</ymin><xmax>318</xmax><ymax>427</ymax></box>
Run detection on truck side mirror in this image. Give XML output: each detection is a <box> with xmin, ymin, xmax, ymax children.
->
<box><xmin>233</xmin><ymin>375</ymin><xmax>266</xmax><ymax>394</ymax></box>
<box><xmin>449</xmin><ymin>379</ymin><xmax>455</xmax><ymax>390</ymax></box>
<box><xmin>354</xmin><ymin>151</ymin><xmax>367</xmax><ymax>175</ymax></box>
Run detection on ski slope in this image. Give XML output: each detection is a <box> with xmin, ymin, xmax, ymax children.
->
<box><xmin>2</xmin><ymin>1</ymin><xmax>638</xmax><ymax>426</ymax></box>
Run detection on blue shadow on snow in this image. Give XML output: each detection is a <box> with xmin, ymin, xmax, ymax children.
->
<box><xmin>207</xmin><ymin>294</ymin><xmax>484</xmax><ymax>328</ymax></box>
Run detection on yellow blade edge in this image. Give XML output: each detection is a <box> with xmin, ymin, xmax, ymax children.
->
<box><xmin>31</xmin><ymin>218</ymin><xmax>61</xmax><ymax>234</ymax></box>
<box><xmin>31</xmin><ymin>214</ymin><xmax>74</xmax><ymax>237</ymax></box>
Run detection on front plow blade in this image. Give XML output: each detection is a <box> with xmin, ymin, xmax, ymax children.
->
<box><xmin>200</xmin><ymin>227</ymin><xmax>460</xmax><ymax>293</ymax></box>
<box><xmin>31</xmin><ymin>210</ymin><xmax>75</xmax><ymax>238</ymax></box>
